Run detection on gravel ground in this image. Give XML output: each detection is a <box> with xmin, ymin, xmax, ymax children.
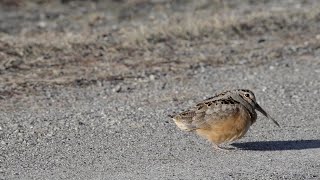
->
<box><xmin>1</xmin><ymin>0</ymin><xmax>320</xmax><ymax>179</ymax></box>
<box><xmin>2</xmin><ymin>57</ymin><xmax>320</xmax><ymax>179</ymax></box>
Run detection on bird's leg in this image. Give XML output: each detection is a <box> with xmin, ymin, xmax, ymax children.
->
<box><xmin>213</xmin><ymin>144</ymin><xmax>235</xmax><ymax>151</ymax></box>
<box><xmin>213</xmin><ymin>144</ymin><xmax>226</xmax><ymax>150</ymax></box>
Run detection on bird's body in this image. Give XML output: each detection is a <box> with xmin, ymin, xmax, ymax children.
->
<box><xmin>171</xmin><ymin>89</ymin><xmax>279</xmax><ymax>150</ymax></box>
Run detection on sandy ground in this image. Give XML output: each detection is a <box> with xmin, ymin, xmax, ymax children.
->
<box><xmin>1</xmin><ymin>0</ymin><xmax>320</xmax><ymax>179</ymax></box>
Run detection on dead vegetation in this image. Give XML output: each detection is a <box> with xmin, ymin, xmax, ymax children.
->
<box><xmin>1</xmin><ymin>0</ymin><xmax>320</xmax><ymax>99</ymax></box>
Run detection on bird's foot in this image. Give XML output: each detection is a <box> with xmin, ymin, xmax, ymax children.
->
<box><xmin>213</xmin><ymin>144</ymin><xmax>236</xmax><ymax>151</ymax></box>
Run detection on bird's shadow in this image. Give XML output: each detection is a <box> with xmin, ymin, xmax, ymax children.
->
<box><xmin>232</xmin><ymin>140</ymin><xmax>320</xmax><ymax>151</ymax></box>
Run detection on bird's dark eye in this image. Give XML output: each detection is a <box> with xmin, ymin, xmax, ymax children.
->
<box><xmin>245</xmin><ymin>93</ymin><xmax>250</xmax><ymax>97</ymax></box>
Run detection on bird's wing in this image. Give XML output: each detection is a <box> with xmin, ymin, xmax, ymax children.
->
<box><xmin>173</xmin><ymin>97</ymin><xmax>241</xmax><ymax>130</ymax></box>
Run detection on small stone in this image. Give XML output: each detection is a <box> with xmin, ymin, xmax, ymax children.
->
<box><xmin>37</xmin><ymin>21</ymin><xmax>46</xmax><ymax>28</ymax></box>
<box><xmin>112</xmin><ymin>85</ymin><xmax>121</xmax><ymax>93</ymax></box>
<box><xmin>149</xmin><ymin>75</ymin><xmax>155</xmax><ymax>81</ymax></box>
<box><xmin>262</xmin><ymin>87</ymin><xmax>267</xmax><ymax>92</ymax></box>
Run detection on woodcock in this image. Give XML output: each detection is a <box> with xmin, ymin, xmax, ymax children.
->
<box><xmin>170</xmin><ymin>89</ymin><xmax>280</xmax><ymax>150</ymax></box>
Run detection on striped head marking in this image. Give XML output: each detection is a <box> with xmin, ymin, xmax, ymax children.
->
<box><xmin>233</xmin><ymin>89</ymin><xmax>280</xmax><ymax>127</ymax></box>
<box><xmin>235</xmin><ymin>89</ymin><xmax>257</xmax><ymax>108</ymax></box>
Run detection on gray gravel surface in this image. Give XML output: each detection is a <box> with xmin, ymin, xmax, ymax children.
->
<box><xmin>1</xmin><ymin>57</ymin><xmax>320</xmax><ymax>179</ymax></box>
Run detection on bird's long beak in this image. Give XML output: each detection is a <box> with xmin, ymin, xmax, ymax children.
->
<box><xmin>255</xmin><ymin>103</ymin><xmax>280</xmax><ymax>127</ymax></box>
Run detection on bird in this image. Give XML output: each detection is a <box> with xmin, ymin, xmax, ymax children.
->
<box><xmin>170</xmin><ymin>89</ymin><xmax>280</xmax><ymax>150</ymax></box>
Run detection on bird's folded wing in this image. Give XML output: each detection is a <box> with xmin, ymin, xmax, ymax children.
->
<box><xmin>174</xmin><ymin>98</ymin><xmax>241</xmax><ymax>130</ymax></box>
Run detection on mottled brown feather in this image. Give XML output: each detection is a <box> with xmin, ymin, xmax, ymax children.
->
<box><xmin>171</xmin><ymin>89</ymin><xmax>279</xmax><ymax>148</ymax></box>
<box><xmin>173</xmin><ymin>96</ymin><xmax>241</xmax><ymax>131</ymax></box>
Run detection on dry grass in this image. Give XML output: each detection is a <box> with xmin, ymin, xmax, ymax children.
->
<box><xmin>121</xmin><ymin>6</ymin><xmax>320</xmax><ymax>47</ymax></box>
<box><xmin>1</xmin><ymin>1</ymin><xmax>320</xmax><ymax>99</ymax></box>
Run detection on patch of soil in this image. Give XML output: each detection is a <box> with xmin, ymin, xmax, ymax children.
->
<box><xmin>1</xmin><ymin>0</ymin><xmax>320</xmax><ymax>99</ymax></box>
